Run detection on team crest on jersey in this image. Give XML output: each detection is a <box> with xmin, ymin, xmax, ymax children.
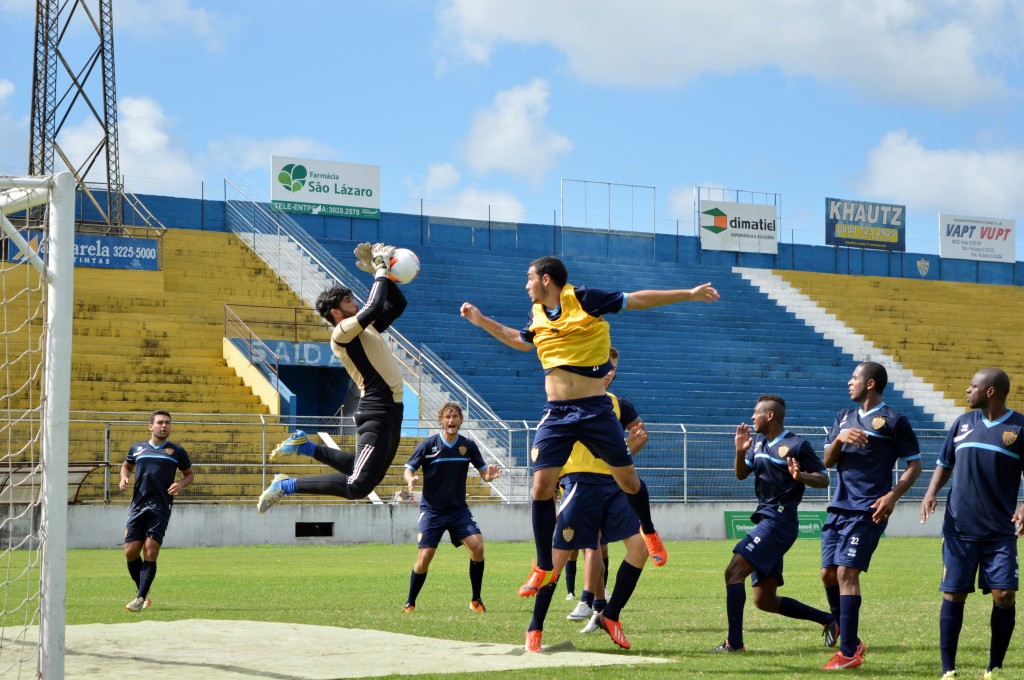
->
<box><xmin>562</xmin><ymin>527</ymin><xmax>575</xmax><ymax>542</ymax></box>
<box><xmin>872</xmin><ymin>417</ymin><xmax>886</xmax><ymax>430</ymax></box>
<box><xmin>531</xmin><ymin>447</ymin><xmax>539</xmax><ymax>462</ymax></box>
<box><xmin>778</xmin><ymin>445</ymin><xmax>790</xmax><ymax>457</ymax></box>
<box><xmin>1004</xmin><ymin>431</ymin><xmax>1018</xmax><ymax>446</ymax></box>
<box><xmin>459</xmin><ymin>446</ymin><xmax>468</xmax><ymax>456</ymax></box>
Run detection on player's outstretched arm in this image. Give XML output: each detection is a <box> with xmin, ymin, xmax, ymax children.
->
<box><xmin>480</xmin><ymin>464</ymin><xmax>502</xmax><ymax>482</ymax></box>
<box><xmin>460</xmin><ymin>302</ymin><xmax>533</xmax><ymax>351</ymax></box>
<box><xmin>403</xmin><ymin>468</ymin><xmax>419</xmax><ymax>492</ymax></box>
<box><xmin>624</xmin><ymin>282</ymin><xmax>720</xmax><ymax>310</ymax></box>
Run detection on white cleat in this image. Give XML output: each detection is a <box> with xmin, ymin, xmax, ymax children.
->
<box><xmin>567</xmin><ymin>600</ymin><xmax>593</xmax><ymax>621</ymax></box>
<box><xmin>125</xmin><ymin>596</ymin><xmax>146</xmax><ymax>612</ymax></box>
<box><xmin>257</xmin><ymin>474</ymin><xmax>290</xmax><ymax>514</ymax></box>
<box><xmin>580</xmin><ymin>611</ymin><xmax>601</xmax><ymax>634</ymax></box>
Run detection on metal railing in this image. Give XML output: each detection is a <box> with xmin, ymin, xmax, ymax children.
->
<box><xmin>61</xmin><ymin>413</ymin><xmax>953</xmax><ymax>506</ymax></box>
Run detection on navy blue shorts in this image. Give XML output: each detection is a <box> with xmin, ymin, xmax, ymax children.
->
<box><xmin>531</xmin><ymin>396</ymin><xmax>633</xmax><ymax>472</ymax></box>
<box><xmin>940</xmin><ymin>535</ymin><xmax>1019</xmax><ymax>594</ymax></box>
<box><xmin>417</xmin><ymin>507</ymin><xmax>481</xmax><ymax>549</ymax></box>
<box><xmin>820</xmin><ymin>510</ymin><xmax>886</xmax><ymax>572</ymax></box>
<box><xmin>735</xmin><ymin>516</ymin><xmax>797</xmax><ymax>587</ymax></box>
<box><xmin>553</xmin><ymin>479</ymin><xmax>639</xmax><ymax>550</ymax></box>
<box><xmin>124</xmin><ymin>506</ymin><xmax>170</xmax><ymax>545</ymax></box>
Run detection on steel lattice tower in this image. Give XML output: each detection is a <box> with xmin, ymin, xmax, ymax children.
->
<box><xmin>29</xmin><ymin>0</ymin><xmax>123</xmax><ymax>227</ymax></box>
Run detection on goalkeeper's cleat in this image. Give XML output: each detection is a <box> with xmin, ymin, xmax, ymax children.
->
<box><xmin>270</xmin><ymin>431</ymin><xmax>310</xmax><ymax>462</ymax></box>
<box><xmin>124</xmin><ymin>596</ymin><xmax>146</xmax><ymax>613</ymax></box>
<box><xmin>567</xmin><ymin>600</ymin><xmax>593</xmax><ymax>621</ymax></box>
<box><xmin>518</xmin><ymin>566</ymin><xmax>559</xmax><ymax>597</ymax></box>
<box><xmin>823</xmin><ymin>619</ymin><xmax>839</xmax><ymax>647</ymax></box>
<box><xmin>469</xmin><ymin>599</ymin><xmax>486</xmax><ymax>613</ymax></box>
<box><xmin>983</xmin><ymin>669</ymin><xmax>1003</xmax><ymax>680</ymax></box>
<box><xmin>257</xmin><ymin>474</ymin><xmax>290</xmax><ymax>514</ymax></box>
<box><xmin>596</xmin><ymin>613</ymin><xmax>630</xmax><ymax>650</ymax></box>
<box><xmin>940</xmin><ymin>671</ymin><xmax>957</xmax><ymax>680</ymax></box>
<box><xmin>524</xmin><ymin>629</ymin><xmax>542</xmax><ymax>653</ymax></box>
<box><xmin>580</xmin><ymin>612</ymin><xmax>601</xmax><ymax>634</ymax></box>
<box><xmin>641</xmin><ymin>529</ymin><xmax>668</xmax><ymax>566</ymax></box>
<box><xmin>401</xmin><ymin>603</ymin><xmax>415</xmax><ymax>613</ymax></box>
<box><xmin>822</xmin><ymin>651</ymin><xmax>862</xmax><ymax>670</ymax></box>
<box><xmin>711</xmin><ymin>640</ymin><xmax>745</xmax><ymax>652</ymax></box>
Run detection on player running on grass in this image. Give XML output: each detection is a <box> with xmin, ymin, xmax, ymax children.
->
<box><xmin>711</xmin><ymin>394</ymin><xmax>836</xmax><ymax>653</ymax></box>
<box><xmin>461</xmin><ymin>255</ymin><xmax>719</xmax><ymax>597</ymax></box>
<box><xmin>401</xmin><ymin>401</ymin><xmax>502</xmax><ymax>614</ymax></box>
<box><xmin>524</xmin><ymin>389</ymin><xmax>649</xmax><ymax>652</ymax></box>
<box><xmin>257</xmin><ymin>243</ymin><xmax>407</xmax><ymax>511</ymax></box>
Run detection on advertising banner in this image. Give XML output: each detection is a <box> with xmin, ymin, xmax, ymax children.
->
<box><xmin>271</xmin><ymin>155</ymin><xmax>381</xmax><ymax>219</ymax></box>
<box><xmin>7</xmin><ymin>230</ymin><xmax>160</xmax><ymax>270</ymax></box>
<box><xmin>699</xmin><ymin>200</ymin><xmax>778</xmax><ymax>254</ymax></box>
<box><xmin>938</xmin><ymin>213</ymin><xmax>1016</xmax><ymax>263</ymax></box>
<box><xmin>724</xmin><ymin>510</ymin><xmax>827</xmax><ymax>540</ymax></box>
<box><xmin>825</xmin><ymin>197</ymin><xmax>906</xmax><ymax>251</ymax></box>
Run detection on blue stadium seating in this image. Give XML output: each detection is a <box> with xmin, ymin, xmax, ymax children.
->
<box><xmin>323</xmin><ymin>239</ymin><xmax>948</xmax><ymax>445</ymax></box>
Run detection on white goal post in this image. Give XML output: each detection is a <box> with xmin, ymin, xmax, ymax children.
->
<box><xmin>0</xmin><ymin>172</ymin><xmax>74</xmax><ymax>679</ymax></box>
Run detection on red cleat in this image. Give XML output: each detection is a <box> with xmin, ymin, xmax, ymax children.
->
<box><xmin>822</xmin><ymin>651</ymin><xmax>862</xmax><ymax>670</ymax></box>
<box><xmin>596</xmin><ymin>613</ymin><xmax>631</xmax><ymax>650</ymax></box>
<box><xmin>641</xmin><ymin>529</ymin><xmax>668</xmax><ymax>566</ymax></box>
<box><xmin>524</xmin><ymin>629</ymin><xmax>542</xmax><ymax>653</ymax></box>
<box><xmin>518</xmin><ymin>566</ymin><xmax>559</xmax><ymax>597</ymax></box>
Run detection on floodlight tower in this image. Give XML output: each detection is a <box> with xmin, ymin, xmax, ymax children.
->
<box><xmin>29</xmin><ymin>0</ymin><xmax>123</xmax><ymax>228</ymax></box>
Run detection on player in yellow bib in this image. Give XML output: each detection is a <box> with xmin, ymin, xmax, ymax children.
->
<box><xmin>460</xmin><ymin>255</ymin><xmax>719</xmax><ymax>597</ymax></box>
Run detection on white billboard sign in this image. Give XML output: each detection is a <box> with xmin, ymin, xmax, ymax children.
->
<box><xmin>938</xmin><ymin>213</ymin><xmax>1015</xmax><ymax>263</ymax></box>
<box><xmin>271</xmin><ymin>155</ymin><xmax>381</xmax><ymax>219</ymax></box>
<box><xmin>699</xmin><ymin>200</ymin><xmax>778</xmax><ymax>254</ymax></box>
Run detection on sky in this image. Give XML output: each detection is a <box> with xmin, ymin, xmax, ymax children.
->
<box><xmin>1</xmin><ymin>0</ymin><xmax>1023</xmax><ymax>257</ymax></box>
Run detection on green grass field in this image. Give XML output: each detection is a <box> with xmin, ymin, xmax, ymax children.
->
<box><xmin>67</xmin><ymin>538</ymin><xmax>1009</xmax><ymax>679</ymax></box>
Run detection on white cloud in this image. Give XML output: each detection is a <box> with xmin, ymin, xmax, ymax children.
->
<box><xmin>859</xmin><ymin>130</ymin><xmax>1024</xmax><ymax>217</ymax></box>
<box><xmin>462</xmin><ymin>79</ymin><xmax>572</xmax><ymax>183</ymax></box>
<box><xmin>434</xmin><ymin>187</ymin><xmax>526</xmax><ymax>223</ymax></box>
<box><xmin>406</xmin><ymin>162</ymin><xmax>461</xmax><ymax>196</ymax></box>
<box><xmin>114</xmin><ymin>0</ymin><xmax>241</xmax><ymax>51</ymax></box>
<box><xmin>54</xmin><ymin>96</ymin><xmax>194</xmax><ymax>186</ymax></box>
<box><xmin>204</xmin><ymin>136</ymin><xmax>335</xmax><ymax>174</ymax></box>
<box><xmin>437</xmin><ymin>0</ymin><xmax>1012</xmax><ymax>106</ymax></box>
<box><xmin>0</xmin><ymin>80</ymin><xmax>13</xmax><ymax>100</ymax></box>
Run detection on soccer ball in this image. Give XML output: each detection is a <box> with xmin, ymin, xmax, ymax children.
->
<box><xmin>388</xmin><ymin>248</ymin><xmax>420</xmax><ymax>284</ymax></box>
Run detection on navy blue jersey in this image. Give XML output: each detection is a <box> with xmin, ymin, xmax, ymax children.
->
<box><xmin>405</xmin><ymin>434</ymin><xmax>487</xmax><ymax>513</ymax></box>
<box><xmin>743</xmin><ymin>430</ymin><xmax>825</xmax><ymax>523</ymax></box>
<box><xmin>825</xmin><ymin>403</ymin><xmax>921</xmax><ymax>513</ymax></box>
<box><xmin>938</xmin><ymin>409</ymin><xmax>1024</xmax><ymax>541</ymax></box>
<box><xmin>617</xmin><ymin>396</ymin><xmax>640</xmax><ymax>428</ymax></box>
<box><xmin>125</xmin><ymin>440</ymin><xmax>191</xmax><ymax>513</ymax></box>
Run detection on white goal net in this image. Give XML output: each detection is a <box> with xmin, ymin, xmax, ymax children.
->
<box><xmin>0</xmin><ymin>173</ymin><xmax>74</xmax><ymax>679</ymax></box>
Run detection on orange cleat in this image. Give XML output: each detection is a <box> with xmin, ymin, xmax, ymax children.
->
<box><xmin>518</xmin><ymin>566</ymin><xmax>559</xmax><ymax>597</ymax></box>
<box><xmin>641</xmin><ymin>529</ymin><xmax>668</xmax><ymax>566</ymax></box>
<box><xmin>524</xmin><ymin>629</ymin><xmax>542</xmax><ymax>653</ymax></box>
<box><xmin>469</xmin><ymin>599</ymin><xmax>486</xmax><ymax>613</ymax></box>
<box><xmin>854</xmin><ymin>639</ymin><xmax>866</xmax><ymax>659</ymax></box>
<box><xmin>596</xmin><ymin>613</ymin><xmax>631</xmax><ymax>650</ymax></box>
<box><xmin>822</xmin><ymin>651</ymin><xmax>862</xmax><ymax>670</ymax></box>
<box><xmin>401</xmin><ymin>603</ymin><xmax>415</xmax><ymax>613</ymax></box>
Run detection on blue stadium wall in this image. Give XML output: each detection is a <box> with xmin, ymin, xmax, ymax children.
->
<box><xmin>88</xmin><ymin>191</ymin><xmax>1024</xmax><ymax>286</ymax></box>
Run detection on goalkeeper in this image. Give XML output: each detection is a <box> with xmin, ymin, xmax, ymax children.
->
<box><xmin>257</xmin><ymin>243</ymin><xmax>407</xmax><ymax>511</ymax></box>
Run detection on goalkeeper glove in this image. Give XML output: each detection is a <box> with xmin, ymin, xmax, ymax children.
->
<box><xmin>353</xmin><ymin>242</ymin><xmax>375</xmax><ymax>274</ymax></box>
<box><xmin>370</xmin><ymin>243</ymin><xmax>396</xmax><ymax>275</ymax></box>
